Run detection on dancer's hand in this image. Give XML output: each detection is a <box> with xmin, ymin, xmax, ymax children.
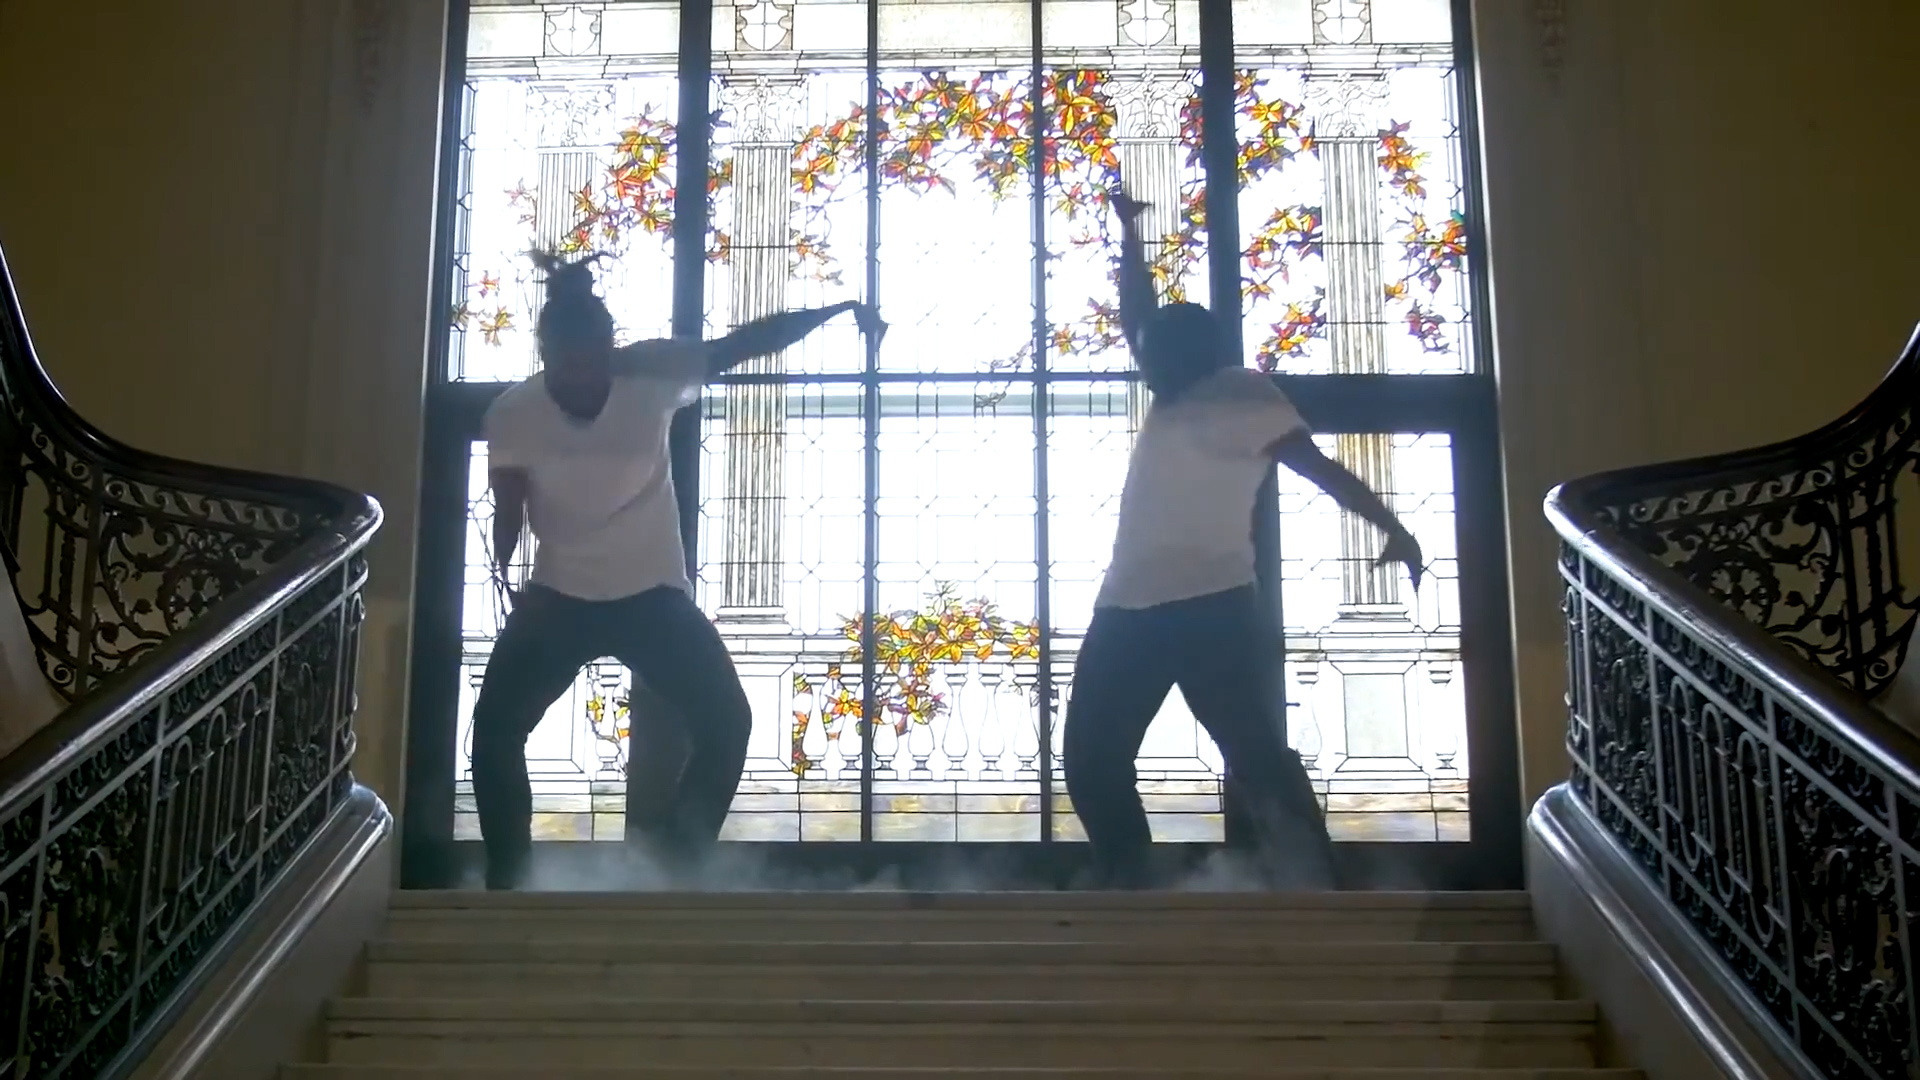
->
<box><xmin>852</xmin><ymin>302</ymin><xmax>889</xmax><ymax>347</ymax></box>
<box><xmin>1378</xmin><ymin>528</ymin><xmax>1424</xmax><ymax>590</ymax></box>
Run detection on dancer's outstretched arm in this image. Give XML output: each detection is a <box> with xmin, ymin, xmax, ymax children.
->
<box><xmin>1267</xmin><ymin>431</ymin><xmax>1425</xmax><ymax>589</ymax></box>
<box><xmin>1111</xmin><ymin>188</ymin><xmax>1158</xmax><ymax>356</ymax></box>
<box><xmin>613</xmin><ymin>301</ymin><xmax>886</xmax><ymax>381</ymax></box>
<box><xmin>706</xmin><ymin>301</ymin><xmax>887</xmax><ymax>374</ymax></box>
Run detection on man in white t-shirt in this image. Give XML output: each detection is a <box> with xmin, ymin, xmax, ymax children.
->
<box><xmin>476</xmin><ymin>252</ymin><xmax>885</xmax><ymax>889</ymax></box>
<box><xmin>1062</xmin><ymin>187</ymin><xmax>1425</xmax><ymax>890</ymax></box>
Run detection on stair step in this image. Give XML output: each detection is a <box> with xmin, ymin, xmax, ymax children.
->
<box><xmin>299</xmin><ymin>891</ymin><xmax>1615</xmax><ymax>1076</ymax></box>
<box><xmin>389</xmin><ymin>890</ymin><xmax>1536</xmax><ymax>912</ymax></box>
<box><xmin>365</xmin><ymin>961</ymin><xmax>1557</xmax><ymax>1001</ymax></box>
<box><xmin>288</xmin><ymin>1060</ymin><xmax>1651</xmax><ymax>1068</ymax></box>
<box><xmin>378</xmin><ymin>917</ymin><xmax>1534</xmax><ymax>943</ymax></box>
<box><xmin>323</xmin><ymin>1021</ymin><xmax>1597</xmax><ymax>1069</ymax></box>
<box><xmin>323</xmin><ymin>999</ymin><xmax>1598</xmax><ymax>1069</ymax></box>
<box><xmin>365</xmin><ymin>940</ymin><xmax>1559</xmax><ymax>1001</ymax></box>
<box><xmin>328</xmin><ymin>998</ymin><xmax>1596</xmax><ymax>1024</ymax></box>
<box><xmin>366</xmin><ymin>939</ymin><xmax>1558</xmax><ymax>966</ymax></box>
<box><xmin>381</xmin><ymin>907</ymin><xmax>1533</xmax><ymax>944</ymax></box>
<box><xmin>385</xmin><ymin>891</ymin><xmax>1532</xmax><ymax>942</ymax></box>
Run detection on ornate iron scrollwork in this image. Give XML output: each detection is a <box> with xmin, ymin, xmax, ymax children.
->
<box><xmin>0</xmin><ymin>246</ymin><xmax>380</xmax><ymax>1078</ymax></box>
<box><xmin>7</xmin><ymin>418</ymin><xmax>321</xmax><ymax>699</ymax></box>
<box><xmin>1564</xmin><ymin>556</ymin><xmax>1915</xmax><ymax>1077</ymax></box>
<box><xmin>0</xmin><ymin>565</ymin><xmax>372</xmax><ymax>1080</ymax></box>
<box><xmin>1594</xmin><ymin>372</ymin><xmax>1920</xmax><ymax>701</ymax></box>
<box><xmin>1554</xmin><ymin>326</ymin><xmax>1920</xmax><ymax>1079</ymax></box>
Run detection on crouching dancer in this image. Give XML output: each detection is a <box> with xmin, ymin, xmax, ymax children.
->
<box><xmin>1062</xmin><ymin>187</ymin><xmax>1424</xmax><ymax>890</ymax></box>
<box><xmin>477</xmin><ymin>251</ymin><xmax>886</xmax><ymax>889</ymax></box>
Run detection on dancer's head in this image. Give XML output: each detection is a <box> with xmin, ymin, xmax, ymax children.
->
<box><xmin>1139</xmin><ymin>301</ymin><xmax>1231</xmax><ymax>401</ymax></box>
<box><xmin>531</xmin><ymin>250</ymin><xmax>615</xmax><ymax>386</ymax></box>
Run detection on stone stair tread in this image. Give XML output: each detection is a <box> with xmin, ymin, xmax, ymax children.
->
<box><xmin>384</xmin><ymin>914</ymin><xmax>1534</xmax><ymax>929</ymax></box>
<box><xmin>377</xmin><ymin>909</ymin><xmax>1535</xmax><ymax>945</ymax></box>
<box><xmin>365</xmin><ymin>978</ymin><xmax>1555</xmax><ymax>1003</ymax></box>
<box><xmin>295</xmin><ymin>891</ymin><xmax>1623</xmax><ymax>1076</ymax></box>
<box><xmin>326</xmin><ymin>997</ymin><xmax>1597</xmax><ymax>1024</ymax></box>
<box><xmin>280</xmin><ymin>1060</ymin><xmax>1635</xmax><ymax>1068</ymax></box>
<box><xmin>365</xmin><ymin>939</ymin><xmax>1557</xmax><ymax>966</ymax></box>
<box><xmin>319</xmin><ymin>1031</ymin><xmax>1597</xmax><ymax>1070</ymax></box>
<box><xmin>376</xmin><ymin>920</ymin><xmax>1534</xmax><ymax>946</ymax></box>
<box><xmin>388</xmin><ymin>890</ymin><xmax>1534</xmax><ymax>912</ymax></box>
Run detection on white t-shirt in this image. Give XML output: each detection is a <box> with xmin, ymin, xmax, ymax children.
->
<box><xmin>1094</xmin><ymin>366</ymin><xmax>1309</xmax><ymax>610</ymax></box>
<box><xmin>483</xmin><ymin>338</ymin><xmax>709</xmax><ymax>602</ymax></box>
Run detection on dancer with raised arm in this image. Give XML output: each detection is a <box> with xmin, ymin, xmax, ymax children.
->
<box><xmin>1062</xmin><ymin>184</ymin><xmax>1424</xmax><ymax>890</ymax></box>
<box><xmin>476</xmin><ymin>251</ymin><xmax>886</xmax><ymax>889</ymax></box>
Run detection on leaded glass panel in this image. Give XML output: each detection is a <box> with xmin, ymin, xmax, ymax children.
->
<box><xmin>1279</xmin><ymin>432</ymin><xmax>1467</xmax><ymax>841</ymax></box>
<box><xmin>442</xmin><ymin>0</ymin><xmax>1487</xmax><ymax>851</ymax></box>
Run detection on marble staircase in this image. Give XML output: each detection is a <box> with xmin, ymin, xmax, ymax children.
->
<box><xmin>278</xmin><ymin>891</ymin><xmax>1639</xmax><ymax>1079</ymax></box>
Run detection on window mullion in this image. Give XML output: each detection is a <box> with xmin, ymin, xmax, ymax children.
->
<box><xmin>670</xmin><ymin>0</ymin><xmax>715</xmax><ymax>565</ymax></box>
<box><xmin>859</xmin><ymin>0</ymin><xmax>883</xmax><ymax>842</ymax></box>
<box><xmin>1028</xmin><ymin>0</ymin><xmax>1055</xmax><ymax>843</ymax></box>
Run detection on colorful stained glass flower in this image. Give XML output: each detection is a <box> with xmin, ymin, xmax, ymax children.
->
<box><xmin>831</xmin><ymin>583</ymin><xmax>1041</xmax><ymax>735</ymax></box>
<box><xmin>472</xmin><ymin>68</ymin><xmax>1462</xmax><ymax>365</ymax></box>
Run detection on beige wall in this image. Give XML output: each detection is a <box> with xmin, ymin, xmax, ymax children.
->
<box><xmin>0</xmin><ymin>0</ymin><xmax>450</xmax><ymax>810</ymax></box>
<box><xmin>1475</xmin><ymin>0</ymin><xmax>1920</xmax><ymax>808</ymax></box>
<box><xmin>2</xmin><ymin>0</ymin><xmax>1916</xmax><ymax>840</ymax></box>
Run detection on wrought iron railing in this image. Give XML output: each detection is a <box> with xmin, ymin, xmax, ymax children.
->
<box><xmin>1549</xmin><ymin>324</ymin><xmax>1920</xmax><ymax>1079</ymax></box>
<box><xmin>0</xmin><ymin>246</ymin><xmax>382</xmax><ymax>1078</ymax></box>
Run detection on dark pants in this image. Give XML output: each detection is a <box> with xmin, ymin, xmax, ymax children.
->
<box><xmin>470</xmin><ymin>584</ymin><xmax>751</xmax><ymax>880</ymax></box>
<box><xmin>1062</xmin><ymin>585</ymin><xmax>1335</xmax><ymax>887</ymax></box>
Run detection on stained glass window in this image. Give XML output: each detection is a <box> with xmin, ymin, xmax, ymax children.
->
<box><xmin>1232</xmin><ymin>65</ymin><xmax>1472</xmax><ymax>374</ymax></box>
<box><xmin>1279</xmin><ymin>432</ymin><xmax>1467</xmax><ymax>841</ymax></box>
<box><xmin>445</xmin><ymin>0</ymin><xmax>1476</xmax><ymax>846</ymax></box>
<box><xmin>449</xmin><ymin>74</ymin><xmax>682</xmax><ymax>382</ymax></box>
